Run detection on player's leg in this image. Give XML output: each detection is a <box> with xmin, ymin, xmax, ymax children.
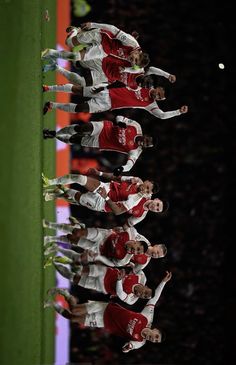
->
<box><xmin>42</xmin><ymin>219</ymin><xmax>76</xmax><ymax>233</ymax></box>
<box><xmin>42</xmin><ymin>173</ymin><xmax>101</xmax><ymax>193</ymax></box>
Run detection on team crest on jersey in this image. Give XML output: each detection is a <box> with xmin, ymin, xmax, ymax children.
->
<box><xmin>128</xmin><ymin>141</ymin><xmax>134</xmax><ymax>147</ymax></box>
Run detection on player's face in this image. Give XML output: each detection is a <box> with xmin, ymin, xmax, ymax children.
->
<box><xmin>148</xmin><ymin>199</ymin><xmax>163</xmax><ymax>212</ymax></box>
<box><xmin>126</xmin><ymin>241</ymin><xmax>144</xmax><ymax>254</ymax></box>
<box><xmin>149</xmin><ymin>245</ymin><xmax>164</xmax><ymax>258</ymax></box>
<box><xmin>151</xmin><ymin>87</ymin><xmax>165</xmax><ymax>100</ymax></box>
<box><xmin>146</xmin><ymin>328</ymin><xmax>162</xmax><ymax>343</ymax></box>
<box><xmin>129</xmin><ymin>50</ymin><xmax>141</xmax><ymax>66</ymax></box>
<box><xmin>139</xmin><ymin>180</ymin><xmax>153</xmax><ymax>195</ymax></box>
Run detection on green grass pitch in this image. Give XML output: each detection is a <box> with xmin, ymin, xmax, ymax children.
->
<box><xmin>0</xmin><ymin>1</ymin><xmax>57</xmax><ymax>364</ymax></box>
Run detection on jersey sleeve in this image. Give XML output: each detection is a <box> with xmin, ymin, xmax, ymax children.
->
<box><xmin>141</xmin><ymin>281</ymin><xmax>166</xmax><ymax>325</ymax></box>
<box><xmin>90</xmin><ymin>22</ymin><xmax>140</xmax><ymax>49</ymax></box>
<box><xmin>122</xmin><ymin>340</ymin><xmax>146</xmax><ymax>352</ymax></box>
<box><xmin>145</xmin><ymin>66</ymin><xmax>170</xmax><ymax>79</ymax></box>
<box><xmin>122</xmin><ymin>147</ymin><xmax>142</xmax><ymax>172</ymax></box>
<box><xmin>116</xmin><ymin>279</ymin><xmax>139</xmax><ymax>305</ymax></box>
<box><xmin>147</xmin><ymin>104</ymin><xmax>181</xmax><ymax>119</ymax></box>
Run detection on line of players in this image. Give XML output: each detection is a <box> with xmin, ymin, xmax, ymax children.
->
<box><xmin>42</xmin><ymin>21</ymin><xmax>188</xmax><ymax>353</ymax></box>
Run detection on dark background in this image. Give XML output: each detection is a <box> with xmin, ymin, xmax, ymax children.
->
<box><xmin>65</xmin><ymin>0</ymin><xmax>236</xmax><ymax>364</ymax></box>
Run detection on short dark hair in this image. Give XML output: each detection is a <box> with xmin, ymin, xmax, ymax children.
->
<box><xmin>139</xmin><ymin>53</ymin><xmax>150</xmax><ymax>68</ymax></box>
<box><xmin>151</xmin><ymin>181</ymin><xmax>160</xmax><ymax>194</ymax></box>
<box><xmin>162</xmin><ymin>200</ymin><xmax>170</xmax><ymax>213</ymax></box>
<box><xmin>140</xmin><ymin>241</ymin><xmax>149</xmax><ymax>253</ymax></box>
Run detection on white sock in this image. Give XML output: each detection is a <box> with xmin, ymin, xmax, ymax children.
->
<box><xmin>47</xmin><ymin>84</ymin><xmax>73</xmax><ymax>92</ymax></box>
<box><xmin>57</xmin><ymin>66</ymin><xmax>85</xmax><ymax>86</ymax></box>
<box><xmin>51</xmin><ymin>102</ymin><xmax>77</xmax><ymax>113</ymax></box>
<box><xmin>56</xmin><ymin>125</ymin><xmax>77</xmax><ymax>143</ymax></box>
<box><xmin>46</xmin><ymin>222</ymin><xmax>74</xmax><ymax>233</ymax></box>
<box><xmin>58</xmin><ymin>247</ymin><xmax>80</xmax><ymax>260</ymax></box>
<box><xmin>48</xmin><ymin>174</ymin><xmax>87</xmax><ymax>186</ymax></box>
<box><xmin>54</xmin><ymin>263</ymin><xmax>75</xmax><ymax>281</ymax></box>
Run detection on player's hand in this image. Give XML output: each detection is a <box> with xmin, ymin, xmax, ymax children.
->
<box><xmin>168</xmin><ymin>74</ymin><xmax>176</xmax><ymax>83</ymax></box>
<box><xmin>87</xmin><ymin>168</ymin><xmax>100</xmax><ymax>176</ymax></box>
<box><xmin>80</xmin><ymin>22</ymin><xmax>91</xmax><ymax>30</ymax></box>
<box><xmin>113</xmin><ymin>166</ymin><xmax>124</xmax><ymax>176</ymax></box>
<box><xmin>91</xmin><ymin>86</ymin><xmax>105</xmax><ymax>94</ymax></box>
<box><xmin>179</xmin><ymin>105</ymin><xmax>188</xmax><ymax>114</ymax></box>
<box><xmin>162</xmin><ymin>271</ymin><xmax>172</xmax><ymax>282</ymax></box>
<box><xmin>122</xmin><ymin>343</ymin><xmax>133</xmax><ymax>353</ymax></box>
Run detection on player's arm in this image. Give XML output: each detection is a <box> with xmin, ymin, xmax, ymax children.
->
<box><xmin>148</xmin><ymin>105</ymin><xmax>188</xmax><ymax>119</ymax></box>
<box><xmin>141</xmin><ymin>271</ymin><xmax>172</xmax><ymax>325</ymax></box>
<box><xmin>145</xmin><ymin>66</ymin><xmax>176</xmax><ymax>83</ymax></box>
<box><xmin>85</xmin><ymin>22</ymin><xmax>140</xmax><ymax>49</ymax></box>
<box><xmin>122</xmin><ymin>340</ymin><xmax>146</xmax><ymax>352</ymax></box>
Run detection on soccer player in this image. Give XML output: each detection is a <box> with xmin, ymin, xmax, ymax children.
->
<box><xmin>65</xmin><ymin>21</ymin><xmax>142</xmax><ymax>59</ymax></box>
<box><xmin>44</xmin><ymin>271</ymin><xmax>172</xmax><ymax>352</ymax></box>
<box><xmin>42</xmin><ymin>22</ymin><xmax>146</xmax><ymax>67</ymax></box>
<box><xmin>52</xmin><ymin>262</ymin><xmax>152</xmax><ymax>305</ymax></box>
<box><xmin>44</xmin><ymin>232</ymin><xmax>149</xmax><ymax>267</ymax></box>
<box><xmin>43</xmin><ymin>83</ymin><xmax>188</xmax><ymax>119</ymax></box>
<box><xmin>42</xmin><ymin>55</ymin><xmax>175</xmax><ymax>89</ymax></box>
<box><xmin>43</xmin><ymin>115</ymin><xmax>156</xmax><ymax>172</ymax></box>
<box><xmin>42</xmin><ymin>171</ymin><xmax>159</xmax><ymax>216</ymax></box>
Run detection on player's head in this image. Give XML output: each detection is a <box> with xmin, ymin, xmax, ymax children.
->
<box><xmin>133</xmin><ymin>284</ymin><xmax>152</xmax><ymax>299</ymax></box>
<box><xmin>138</xmin><ymin>135</ymin><xmax>157</xmax><ymax>149</ymax></box>
<box><xmin>143</xmin><ymin>327</ymin><xmax>163</xmax><ymax>343</ymax></box>
<box><xmin>138</xmin><ymin>180</ymin><xmax>160</xmax><ymax>195</ymax></box>
<box><xmin>150</xmin><ymin>86</ymin><xmax>166</xmax><ymax>101</ymax></box>
<box><xmin>129</xmin><ymin>50</ymin><xmax>150</xmax><ymax>68</ymax></box>
<box><xmin>125</xmin><ymin>240</ymin><xmax>148</xmax><ymax>255</ymax></box>
<box><xmin>145</xmin><ymin>198</ymin><xmax>163</xmax><ymax>212</ymax></box>
<box><xmin>147</xmin><ymin>244</ymin><xmax>167</xmax><ymax>258</ymax></box>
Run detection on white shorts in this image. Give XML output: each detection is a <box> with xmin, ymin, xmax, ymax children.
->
<box><xmin>84</xmin><ymin>301</ymin><xmax>108</xmax><ymax>328</ymax></box>
<box><xmin>81</xmin><ymin>121</ymin><xmax>104</xmax><ymax>148</ymax></box>
<box><xmin>76</xmin><ymin>29</ymin><xmax>103</xmax><ymax>46</ymax></box>
<box><xmin>79</xmin><ymin>58</ymin><xmax>108</xmax><ymax>85</ymax></box>
<box><xmin>79</xmin><ymin>266</ymin><xmax>107</xmax><ymax>293</ymax></box>
<box><xmin>77</xmin><ymin>227</ymin><xmax>111</xmax><ymax>252</ymax></box>
<box><xmin>83</xmin><ymin>87</ymin><xmax>111</xmax><ymax>113</ymax></box>
<box><xmin>79</xmin><ymin>182</ymin><xmax>110</xmax><ymax>211</ymax></box>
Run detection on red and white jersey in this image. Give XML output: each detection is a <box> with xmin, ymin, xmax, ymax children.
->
<box><xmin>99</xmin><ymin>226</ymin><xmax>149</xmax><ymax>260</ymax></box>
<box><xmin>100</xmin><ymin>230</ymin><xmax>129</xmax><ymax>260</ymax></box>
<box><xmin>109</xmin><ymin>86</ymin><xmax>156</xmax><ymax>110</ymax></box>
<box><xmin>102</xmin><ymin>56</ymin><xmax>143</xmax><ymax>88</ymax></box>
<box><xmin>103</xmin><ymin>302</ymin><xmax>148</xmax><ymax>341</ymax></box>
<box><xmin>104</xmin><ymin>178</ymin><xmax>142</xmax><ymax>212</ymax></box>
<box><xmin>98</xmin><ymin>118</ymin><xmax>142</xmax><ymax>152</ymax></box>
<box><xmin>104</xmin><ymin>268</ymin><xmax>146</xmax><ymax>305</ymax></box>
